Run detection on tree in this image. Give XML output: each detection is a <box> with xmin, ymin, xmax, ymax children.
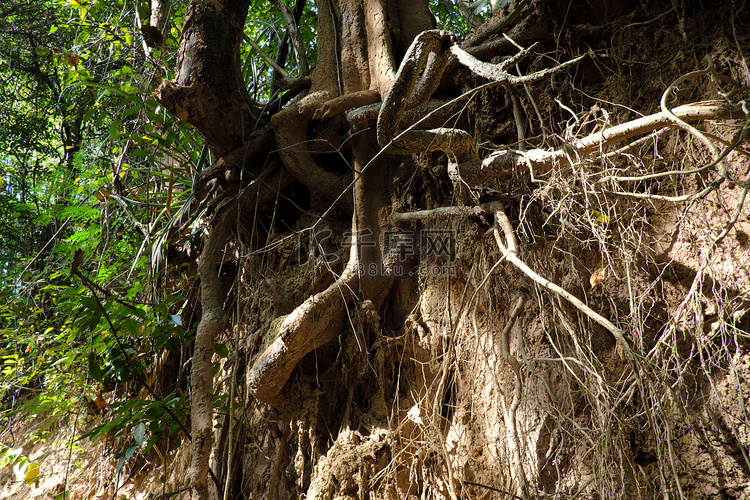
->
<box><xmin>154</xmin><ymin>0</ymin><xmax>750</xmax><ymax>497</ymax></box>
<box><xmin>154</xmin><ymin>1</ymin><xmax>441</xmax><ymax>495</ymax></box>
<box><xmin>153</xmin><ymin>0</ymin><xmax>750</xmax><ymax>497</ymax></box>
<box><xmin>0</xmin><ymin>0</ymin><xmax>202</xmax><ymax>488</ymax></box>
<box><xmin>3</xmin><ymin>1</ymin><xmax>749</xmax><ymax>499</ymax></box>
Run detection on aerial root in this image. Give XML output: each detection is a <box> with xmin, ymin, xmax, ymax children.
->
<box><xmin>499</xmin><ymin>294</ymin><xmax>529</xmax><ymax>498</ymax></box>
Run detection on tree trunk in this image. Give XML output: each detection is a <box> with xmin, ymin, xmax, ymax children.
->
<box><xmin>141</xmin><ymin>2</ymin><xmax>750</xmax><ymax>498</ymax></box>
<box><xmin>247</xmin><ymin>0</ymin><xmax>435</xmax><ymax>415</ymax></box>
<box><xmin>156</xmin><ymin>0</ymin><xmax>258</xmax><ymax>157</ymax></box>
<box><xmin>157</xmin><ymin>0</ymin><xmax>434</xmax><ymax>496</ymax></box>
<box><xmin>155</xmin><ymin>1</ymin><xmax>261</xmax><ymax>497</ymax></box>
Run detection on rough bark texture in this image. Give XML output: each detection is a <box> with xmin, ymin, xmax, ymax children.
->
<box><xmin>154</xmin><ymin>1</ymin><xmax>261</xmax><ymax>498</ymax></box>
<box><xmin>155</xmin><ymin>0</ymin><xmax>258</xmax><ymax>156</ymax></box>
<box><xmin>247</xmin><ymin>0</ymin><xmax>426</xmax><ymax>416</ymax></box>
<box><xmin>189</xmin><ymin>215</ymin><xmax>231</xmax><ymax>498</ymax></box>
<box><xmin>149</xmin><ymin>0</ymin><xmax>170</xmax><ymax>32</ymax></box>
<box><xmin>4</xmin><ymin>3</ymin><xmax>750</xmax><ymax>500</ymax></box>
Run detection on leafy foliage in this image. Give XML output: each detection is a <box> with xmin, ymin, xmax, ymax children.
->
<box><xmin>0</xmin><ymin>0</ymin><xmax>199</xmax><ymax>475</ymax></box>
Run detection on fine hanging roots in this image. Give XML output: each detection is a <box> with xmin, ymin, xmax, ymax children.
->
<box><xmin>386</xmin><ymin>39</ymin><xmax>749</xmax><ymax>496</ymax></box>
<box><xmin>239</xmin><ymin>22</ymin><xmax>750</xmax><ymax>498</ymax></box>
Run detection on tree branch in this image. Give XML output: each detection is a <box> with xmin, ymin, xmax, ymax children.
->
<box><xmin>270</xmin><ymin>0</ymin><xmax>309</xmax><ymax>76</ymax></box>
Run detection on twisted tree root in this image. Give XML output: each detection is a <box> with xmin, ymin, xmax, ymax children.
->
<box><xmin>377</xmin><ymin>32</ymin><xmax>744</xmax><ymax>192</ymax></box>
<box><xmin>376</xmin><ymin>30</ymin><xmax>584</xmax><ymax>197</ymax></box>
<box><xmin>499</xmin><ymin>295</ymin><xmax>529</xmax><ymax>498</ymax></box>
<box><xmin>248</xmin><ymin>127</ymin><xmax>395</xmax><ymax>415</ymax></box>
<box><xmin>247</xmin><ymin>28</ymin><xmax>745</xmax><ymax>420</ymax></box>
<box><xmin>247</xmin><ymin>263</ymin><xmax>359</xmax><ymax>416</ymax></box>
<box><xmin>189</xmin><ymin>167</ymin><xmax>288</xmax><ymax>497</ymax></box>
<box><xmin>271</xmin><ymin>91</ymin><xmax>354</xmax><ymax>213</ymax></box>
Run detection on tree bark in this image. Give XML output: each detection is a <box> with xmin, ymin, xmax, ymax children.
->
<box><xmin>158</xmin><ymin>0</ymin><xmax>435</xmax><ymax>495</ymax></box>
<box><xmin>155</xmin><ymin>0</ymin><xmax>258</xmax><ymax>157</ymax></box>
<box><xmin>248</xmin><ymin>0</ymin><xmax>433</xmax><ymax>414</ymax></box>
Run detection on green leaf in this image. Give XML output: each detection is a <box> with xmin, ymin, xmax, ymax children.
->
<box><xmin>109</xmin><ymin>119</ymin><xmax>121</xmax><ymax>139</ymax></box>
<box><xmin>115</xmin><ymin>445</ymin><xmax>137</xmax><ymax>476</ymax></box>
<box><xmin>88</xmin><ymin>352</ymin><xmax>104</xmax><ymax>382</ymax></box>
<box><xmin>133</xmin><ymin>422</ymin><xmax>146</xmax><ymax>446</ymax></box>
<box><xmin>129</xmin><ymin>306</ymin><xmax>148</xmax><ymax>320</ymax></box>
<box><xmin>81</xmin><ymin>297</ymin><xmax>99</xmax><ymax>311</ymax></box>
<box><xmin>121</xmin><ymin>317</ymin><xmax>138</xmax><ymax>334</ymax></box>
<box><xmin>122</xmin><ymin>106</ymin><xmax>140</xmax><ymax>117</ymax></box>
<box><xmin>214</xmin><ymin>343</ymin><xmax>229</xmax><ymax>358</ymax></box>
<box><xmin>23</xmin><ymin>461</ymin><xmax>40</xmax><ymax>485</ymax></box>
<box><xmin>145</xmin><ymin>109</ymin><xmax>163</xmax><ymax>123</ymax></box>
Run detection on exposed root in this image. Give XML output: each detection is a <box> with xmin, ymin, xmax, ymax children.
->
<box><xmin>498</xmin><ymin>295</ymin><xmax>529</xmax><ymax>498</ymax></box>
<box><xmin>248</xmin><ymin>129</ymin><xmax>396</xmax><ymax>416</ymax></box>
<box><xmin>247</xmin><ymin>263</ymin><xmax>359</xmax><ymax>416</ymax></box>
<box><xmin>271</xmin><ymin>91</ymin><xmax>354</xmax><ymax>213</ymax></box>
<box><xmin>458</xmin><ymin>101</ymin><xmax>744</xmax><ymax>186</ymax></box>
<box><xmin>376</xmin><ymin>29</ymin><xmax>585</xmax><ymax>196</ymax></box>
<box><xmin>188</xmin><ymin>208</ymin><xmax>232</xmax><ymax>499</ymax></box>
<box><xmin>492</xmin><ymin>204</ymin><xmax>637</xmax><ymax>363</ymax></box>
<box><xmin>191</xmin><ymin>123</ymin><xmax>274</xmax><ymax>200</ymax></box>
<box><xmin>189</xmin><ymin>169</ymin><xmax>290</xmax><ymax>497</ymax></box>
<box><xmin>375</xmin><ymin>28</ymin><xmax>746</xmax><ymax>195</ymax></box>
<box><xmin>314</xmin><ymin>89</ymin><xmax>380</xmax><ymax>119</ymax></box>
